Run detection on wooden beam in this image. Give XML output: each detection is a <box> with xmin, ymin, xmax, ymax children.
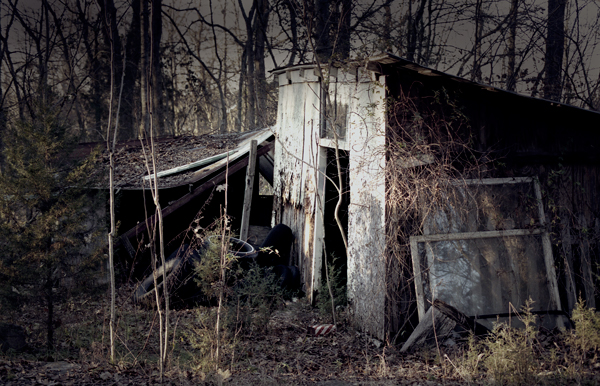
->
<box><xmin>258</xmin><ymin>153</ymin><xmax>274</xmax><ymax>185</ymax></box>
<box><xmin>143</xmin><ymin>150</ymin><xmax>237</xmax><ymax>180</ymax></box>
<box><xmin>400</xmin><ymin>299</ymin><xmax>490</xmax><ymax>353</ymax></box>
<box><xmin>240</xmin><ymin>140</ymin><xmax>258</xmax><ymax>241</ymax></box>
<box><xmin>412</xmin><ymin>228</ymin><xmax>543</xmax><ymax>243</ymax></box>
<box><xmin>183</xmin><ymin>131</ymin><xmax>274</xmax><ymax>185</ymax></box>
<box><xmin>119</xmin><ymin>141</ymin><xmax>274</xmax><ymax>243</ymax></box>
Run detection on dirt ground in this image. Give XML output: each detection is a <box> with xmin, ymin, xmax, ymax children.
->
<box><xmin>0</xmin><ymin>284</ymin><xmax>474</xmax><ymax>386</ymax></box>
<box><xmin>4</xmin><ymin>281</ymin><xmax>600</xmax><ymax>386</ymax></box>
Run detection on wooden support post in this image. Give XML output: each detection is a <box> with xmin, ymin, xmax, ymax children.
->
<box><xmin>240</xmin><ymin>140</ymin><xmax>257</xmax><ymax>241</ymax></box>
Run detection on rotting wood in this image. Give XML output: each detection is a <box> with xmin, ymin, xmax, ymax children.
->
<box><xmin>258</xmin><ymin>153</ymin><xmax>274</xmax><ymax>184</ymax></box>
<box><xmin>142</xmin><ymin>150</ymin><xmax>237</xmax><ymax>180</ymax></box>
<box><xmin>240</xmin><ymin>140</ymin><xmax>257</xmax><ymax>241</ymax></box>
<box><xmin>120</xmin><ymin>234</ymin><xmax>136</xmax><ymax>259</ymax></box>
<box><xmin>400</xmin><ymin>299</ymin><xmax>490</xmax><ymax>353</ymax></box>
<box><xmin>118</xmin><ymin>141</ymin><xmax>274</xmax><ymax>245</ymax></box>
<box><xmin>184</xmin><ymin>130</ymin><xmax>274</xmax><ymax>185</ymax></box>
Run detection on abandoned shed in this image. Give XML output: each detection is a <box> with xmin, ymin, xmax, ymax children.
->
<box><xmin>270</xmin><ymin>53</ymin><xmax>600</xmax><ymax>341</ymax></box>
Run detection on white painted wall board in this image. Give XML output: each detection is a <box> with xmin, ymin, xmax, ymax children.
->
<box><xmin>347</xmin><ymin>76</ymin><xmax>387</xmax><ymax>339</ymax></box>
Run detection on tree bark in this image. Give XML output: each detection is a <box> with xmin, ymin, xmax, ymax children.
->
<box><xmin>254</xmin><ymin>0</ymin><xmax>269</xmax><ymax>127</ymax></box>
<box><xmin>122</xmin><ymin>0</ymin><xmax>142</xmax><ymax>140</ymax></box>
<box><xmin>472</xmin><ymin>0</ymin><xmax>484</xmax><ymax>82</ymax></box>
<box><xmin>543</xmin><ymin>0</ymin><xmax>566</xmax><ymax>101</ymax></box>
<box><xmin>45</xmin><ymin>272</ymin><xmax>54</xmax><ymax>353</ymax></box>
<box><xmin>337</xmin><ymin>0</ymin><xmax>352</xmax><ymax>60</ymax></box>
<box><xmin>406</xmin><ymin>0</ymin><xmax>427</xmax><ymax>63</ymax></box>
<box><xmin>505</xmin><ymin>0</ymin><xmax>519</xmax><ymax>91</ymax></box>
<box><xmin>315</xmin><ymin>0</ymin><xmax>332</xmax><ymax>61</ymax></box>
<box><xmin>141</xmin><ymin>0</ymin><xmax>150</xmax><ymax>137</ymax></box>
<box><xmin>151</xmin><ymin>0</ymin><xmax>163</xmax><ymax>135</ymax></box>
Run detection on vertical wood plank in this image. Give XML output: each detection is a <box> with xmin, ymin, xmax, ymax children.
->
<box><xmin>240</xmin><ymin>140</ymin><xmax>257</xmax><ymax>241</ymax></box>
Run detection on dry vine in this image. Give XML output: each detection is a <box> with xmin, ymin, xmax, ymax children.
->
<box><xmin>384</xmin><ymin>86</ymin><xmax>488</xmax><ymax>341</ymax></box>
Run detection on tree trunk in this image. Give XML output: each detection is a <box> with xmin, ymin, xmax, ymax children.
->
<box><xmin>254</xmin><ymin>0</ymin><xmax>269</xmax><ymax>128</ymax></box>
<box><xmin>45</xmin><ymin>273</ymin><xmax>54</xmax><ymax>353</ymax></box>
<box><xmin>505</xmin><ymin>0</ymin><xmax>519</xmax><ymax>91</ymax></box>
<box><xmin>284</xmin><ymin>0</ymin><xmax>298</xmax><ymax>66</ymax></box>
<box><xmin>472</xmin><ymin>0</ymin><xmax>484</xmax><ymax>82</ymax></box>
<box><xmin>0</xmin><ymin>1</ymin><xmax>4</xmax><ymax>175</ymax></box>
<box><xmin>140</xmin><ymin>0</ymin><xmax>150</xmax><ymax>137</ymax></box>
<box><xmin>337</xmin><ymin>0</ymin><xmax>352</xmax><ymax>60</ymax></box>
<box><xmin>381</xmin><ymin>3</ymin><xmax>392</xmax><ymax>52</ymax></box>
<box><xmin>122</xmin><ymin>0</ymin><xmax>142</xmax><ymax>140</ymax></box>
<box><xmin>151</xmin><ymin>0</ymin><xmax>163</xmax><ymax>136</ymax></box>
<box><xmin>236</xmin><ymin>50</ymin><xmax>247</xmax><ymax>132</ymax></box>
<box><xmin>406</xmin><ymin>0</ymin><xmax>426</xmax><ymax>63</ymax></box>
<box><xmin>315</xmin><ymin>0</ymin><xmax>331</xmax><ymax>62</ymax></box>
<box><xmin>543</xmin><ymin>0</ymin><xmax>566</xmax><ymax>101</ymax></box>
<box><xmin>246</xmin><ymin>23</ymin><xmax>256</xmax><ymax>130</ymax></box>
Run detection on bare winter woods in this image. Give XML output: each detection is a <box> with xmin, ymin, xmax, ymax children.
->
<box><xmin>0</xmin><ymin>0</ymin><xmax>598</xmax><ymax>143</ymax></box>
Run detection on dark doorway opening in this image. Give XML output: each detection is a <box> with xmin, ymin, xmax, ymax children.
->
<box><xmin>322</xmin><ymin>148</ymin><xmax>350</xmax><ymax>293</ymax></box>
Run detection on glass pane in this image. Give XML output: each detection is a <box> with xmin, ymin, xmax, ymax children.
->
<box><xmin>418</xmin><ymin>234</ymin><xmax>551</xmax><ymax>319</ymax></box>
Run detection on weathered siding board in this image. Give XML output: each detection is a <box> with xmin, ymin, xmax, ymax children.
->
<box><xmin>273</xmin><ymin>68</ymin><xmax>323</xmax><ymax>299</ymax></box>
<box><xmin>542</xmin><ymin>164</ymin><xmax>600</xmax><ymax>310</ymax></box>
<box><xmin>347</xmin><ymin>72</ymin><xmax>387</xmax><ymax>339</ymax></box>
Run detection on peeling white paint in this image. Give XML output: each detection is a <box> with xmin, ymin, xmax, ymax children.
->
<box><xmin>347</xmin><ymin>76</ymin><xmax>387</xmax><ymax>340</ymax></box>
<box><xmin>272</xmin><ymin>65</ymin><xmax>387</xmax><ymax>338</ymax></box>
<box><xmin>273</xmin><ymin>67</ymin><xmax>322</xmax><ymax>300</ymax></box>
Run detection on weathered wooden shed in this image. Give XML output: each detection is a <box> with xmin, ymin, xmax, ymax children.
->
<box><xmin>271</xmin><ymin>53</ymin><xmax>600</xmax><ymax>341</ymax></box>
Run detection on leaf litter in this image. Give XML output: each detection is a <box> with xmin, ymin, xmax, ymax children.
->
<box><xmin>1</xmin><ymin>282</ymin><xmax>598</xmax><ymax>385</ymax></box>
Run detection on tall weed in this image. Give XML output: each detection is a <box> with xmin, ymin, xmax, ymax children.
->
<box><xmin>316</xmin><ymin>257</ymin><xmax>347</xmax><ymax>317</ymax></box>
<box><xmin>457</xmin><ymin>299</ymin><xmax>540</xmax><ymax>385</ymax></box>
<box><xmin>564</xmin><ymin>298</ymin><xmax>600</xmax><ymax>381</ymax></box>
<box><xmin>188</xmin><ymin>231</ymin><xmax>286</xmax><ymax>370</ymax></box>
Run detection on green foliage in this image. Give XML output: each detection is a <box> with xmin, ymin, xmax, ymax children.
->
<box><xmin>232</xmin><ymin>262</ymin><xmax>287</xmax><ymax>332</ymax></box>
<box><xmin>189</xmin><ymin>232</ymin><xmax>286</xmax><ymax>369</ymax></box>
<box><xmin>194</xmin><ymin>240</ymin><xmax>285</xmax><ymax>328</ymax></box>
<box><xmin>193</xmin><ymin>236</ymin><xmax>236</xmax><ymax>299</ymax></box>
<box><xmin>316</xmin><ymin>256</ymin><xmax>347</xmax><ymax>316</ymax></box>
<box><xmin>0</xmin><ymin>105</ymin><xmax>103</xmax><ymax>349</ymax></box>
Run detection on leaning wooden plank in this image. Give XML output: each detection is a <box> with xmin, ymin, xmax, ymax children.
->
<box><xmin>240</xmin><ymin>140</ymin><xmax>258</xmax><ymax>241</ymax></box>
<box><xmin>432</xmin><ymin>299</ymin><xmax>490</xmax><ymax>337</ymax></box>
<box><xmin>184</xmin><ymin>130</ymin><xmax>274</xmax><ymax>185</ymax></box>
<box><xmin>400</xmin><ymin>303</ymin><xmax>456</xmax><ymax>353</ymax></box>
<box><xmin>400</xmin><ymin>299</ymin><xmax>489</xmax><ymax>353</ymax></box>
<box><xmin>143</xmin><ymin>150</ymin><xmax>237</xmax><ymax>180</ymax></box>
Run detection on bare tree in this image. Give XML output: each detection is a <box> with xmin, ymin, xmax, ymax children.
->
<box><xmin>103</xmin><ymin>13</ymin><xmax>126</xmax><ymax>362</ymax></box>
<box><xmin>505</xmin><ymin>0</ymin><xmax>519</xmax><ymax>91</ymax></box>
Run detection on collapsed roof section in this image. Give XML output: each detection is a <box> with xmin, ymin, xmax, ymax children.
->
<box><xmin>116</xmin><ymin>128</ymin><xmax>275</xmax><ymax>259</ymax></box>
<box><xmin>92</xmin><ymin>128</ymin><xmax>273</xmax><ymax>189</ymax></box>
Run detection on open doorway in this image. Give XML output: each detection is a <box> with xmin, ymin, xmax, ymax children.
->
<box><xmin>322</xmin><ymin>148</ymin><xmax>350</xmax><ymax>299</ymax></box>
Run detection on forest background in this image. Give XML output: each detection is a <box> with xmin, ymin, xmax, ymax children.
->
<box><xmin>0</xmin><ymin>1</ymin><xmax>599</xmax><ymax>380</ymax></box>
<box><xmin>0</xmin><ymin>0</ymin><xmax>598</xmax><ymax>149</ymax></box>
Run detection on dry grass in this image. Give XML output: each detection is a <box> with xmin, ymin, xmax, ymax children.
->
<box><xmin>3</xmin><ymin>287</ymin><xmax>600</xmax><ymax>385</ymax></box>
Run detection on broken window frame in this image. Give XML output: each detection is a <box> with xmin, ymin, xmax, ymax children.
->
<box><xmin>409</xmin><ymin>177</ymin><xmax>562</xmax><ymax>322</ymax></box>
